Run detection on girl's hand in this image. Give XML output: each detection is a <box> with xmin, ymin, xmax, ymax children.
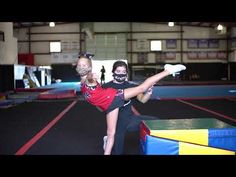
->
<box><xmin>146</xmin><ymin>85</ymin><xmax>153</xmax><ymax>94</ymax></box>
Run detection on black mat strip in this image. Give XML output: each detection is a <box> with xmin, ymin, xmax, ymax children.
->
<box><xmin>0</xmin><ymin>101</ymin><xmax>73</xmax><ymax>154</ymax></box>
<box><xmin>26</xmin><ymin>101</ymin><xmax>107</xmax><ymax>155</ymax></box>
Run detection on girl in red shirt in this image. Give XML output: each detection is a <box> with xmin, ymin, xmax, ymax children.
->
<box><xmin>76</xmin><ymin>52</ymin><xmax>186</xmax><ymax>155</ymax></box>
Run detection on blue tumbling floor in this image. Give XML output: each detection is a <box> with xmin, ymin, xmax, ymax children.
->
<box><xmin>152</xmin><ymin>85</ymin><xmax>236</xmax><ymax>100</ymax></box>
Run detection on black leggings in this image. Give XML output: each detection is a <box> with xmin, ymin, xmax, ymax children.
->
<box><xmin>112</xmin><ymin>114</ymin><xmax>158</xmax><ymax>155</ymax></box>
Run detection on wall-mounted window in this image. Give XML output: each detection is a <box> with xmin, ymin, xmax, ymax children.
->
<box><xmin>50</xmin><ymin>42</ymin><xmax>61</xmax><ymax>53</ymax></box>
<box><xmin>150</xmin><ymin>40</ymin><xmax>162</xmax><ymax>51</ymax></box>
<box><xmin>0</xmin><ymin>31</ymin><xmax>4</xmax><ymax>41</ymax></box>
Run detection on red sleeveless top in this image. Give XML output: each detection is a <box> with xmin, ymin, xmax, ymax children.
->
<box><xmin>80</xmin><ymin>81</ymin><xmax>117</xmax><ymax>111</ymax></box>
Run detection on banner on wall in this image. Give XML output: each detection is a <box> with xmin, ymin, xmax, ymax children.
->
<box><xmin>61</xmin><ymin>41</ymin><xmax>70</xmax><ymax>52</ymax></box>
<box><xmin>230</xmin><ymin>38</ymin><xmax>236</xmax><ymax>48</ymax></box>
<box><xmin>165</xmin><ymin>52</ymin><xmax>176</xmax><ymax>59</ymax></box>
<box><xmin>187</xmin><ymin>52</ymin><xmax>198</xmax><ymax>59</ymax></box>
<box><xmin>61</xmin><ymin>53</ymin><xmax>72</xmax><ymax>62</ymax></box>
<box><xmin>137</xmin><ymin>52</ymin><xmax>148</xmax><ymax>63</ymax></box>
<box><xmin>217</xmin><ymin>51</ymin><xmax>227</xmax><ymax>59</ymax></box>
<box><xmin>51</xmin><ymin>53</ymin><xmax>61</xmax><ymax>63</ymax></box>
<box><xmin>155</xmin><ymin>52</ymin><xmax>165</xmax><ymax>62</ymax></box>
<box><xmin>207</xmin><ymin>51</ymin><xmax>217</xmax><ymax>59</ymax></box>
<box><xmin>136</xmin><ymin>39</ymin><xmax>148</xmax><ymax>51</ymax></box>
<box><xmin>61</xmin><ymin>40</ymin><xmax>80</xmax><ymax>53</ymax></box>
<box><xmin>71</xmin><ymin>41</ymin><xmax>80</xmax><ymax>51</ymax></box>
<box><xmin>51</xmin><ymin>53</ymin><xmax>78</xmax><ymax>63</ymax></box>
<box><xmin>188</xmin><ymin>39</ymin><xmax>198</xmax><ymax>48</ymax></box>
<box><xmin>198</xmin><ymin>51</ymin><xmax>208</xmax><ymax>59</ymax></box>
<box><xmin>166</xmin><ymin>39</ymin><xmax>177</xmax><ymax>49</ymax></box>
<box><xmin>198</xmin><ymin>39</ymin><xmax>208</xmax><ymax>48</ymax></box>
<box><xmin>208</xmin><ymin>39</ymin><xmax>219</xmax><ymax>48</ymax></box>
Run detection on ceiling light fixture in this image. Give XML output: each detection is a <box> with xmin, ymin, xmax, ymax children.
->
<box><xmin>168</xmin><ymin>22</ymin><xmax>174</xmax><ymax>27</ymax></box>
<box><xmin>217</xmin><ymin>24</ymin><xmax>223</xmax><ymax>31</ymax></box>
<box><xmin>49</xmin><ymin>22</ymin><xmax>55</xmax><ymax>27</ymax></box>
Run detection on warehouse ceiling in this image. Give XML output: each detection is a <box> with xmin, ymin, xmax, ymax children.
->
<box><xmin>13</xmin><ymin>22</ymin><xmax>236</xmax><ymax>29</ymax></box>
<box><xmin>13</xmin><ymin>22</ymin><xmax>67</xmax><ymax>28</ymax></box>
<box><xmin>156</xmin><ymin>22</ymin><xmax>236</xmax><ymax>28</ymax></box>
<box><xmin>179</xmin><ymin>22</ymin><xmax>236</xmax><ymax>28</ymax></box>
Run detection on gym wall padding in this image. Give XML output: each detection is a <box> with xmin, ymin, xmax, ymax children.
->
<box><xmin>0</xmin><ymin>93</ymin><xmax>6</xmax><ymax>100</ymax></box>
<box><xmin>0</xmin><ymin>65</ymin><xmax>14</xmax><ymax>92</ymax></box>
<box><xmin>51</xmin><ymin>64</ymin><xmax>80</xmax><ymax>82</ymax></box>
<box><xmin>180</xmin><ymin>63</ymin><xmax>228</xmax><ymax>81</ymax></box>
<box><xmin>18</xmin><ymin>53</ymin><xmax>34</xmax><ymax>65</ymax></box>
<box><xmin>230</xmin><ymin>62</ymin><xmax>236</xmax><ymax>81</ymax></box>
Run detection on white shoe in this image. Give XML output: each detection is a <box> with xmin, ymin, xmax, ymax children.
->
<box><xmin>103</xmin><ymin>136</ymin><xmax>107</xmax><ymax>151</ymax></box>
<box><xmin>164</xmin><ymin>64</ymin><xmax>186</xmax><ymax>75</ymax></box>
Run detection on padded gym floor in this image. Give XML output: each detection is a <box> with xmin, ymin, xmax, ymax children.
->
<box><xmin>0</xmin><ymin>82</ymin><xmax>235</xmax><ymax>155</ymax></box>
